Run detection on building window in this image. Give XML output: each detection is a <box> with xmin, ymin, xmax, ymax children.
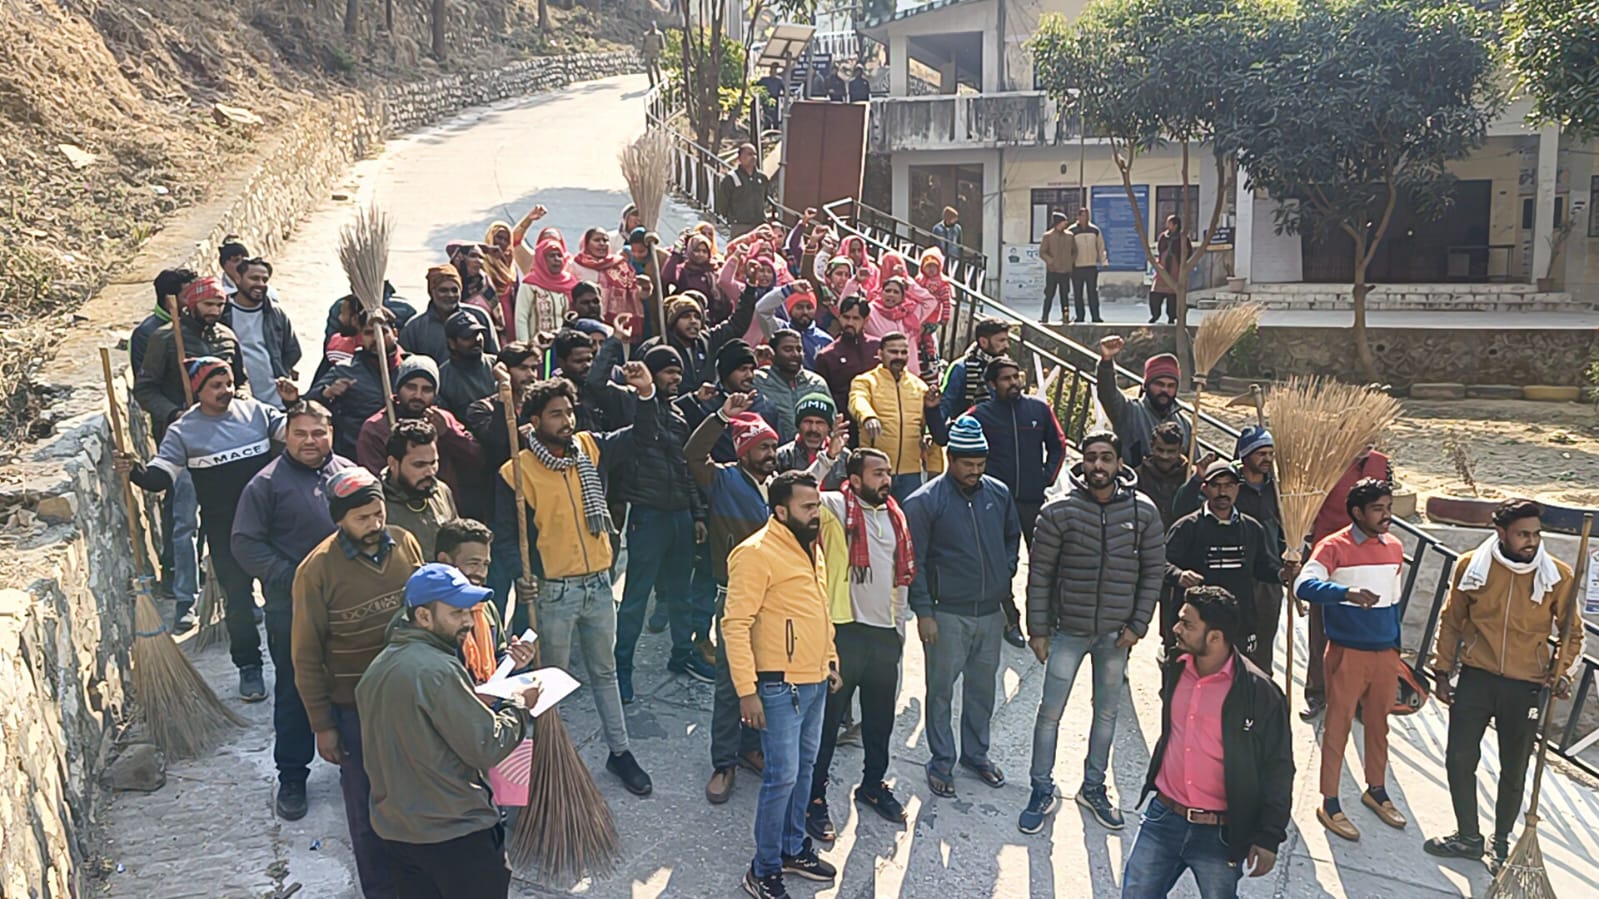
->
<box><xmin>1590</xmin><ymin>176</ymin><xmax>1599</xmax><ymax>238</ymax></box>
<box><xmin>1155</xmin><ymin>185</ymin><xmax>1202</xmax><ymax>238</ymax></box>
<box><xmin>1030</xmin><ymin>188</ymin><xmax>1085</xmax><ymax>242</ymax></box>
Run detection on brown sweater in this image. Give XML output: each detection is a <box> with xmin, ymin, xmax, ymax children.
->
<box><xmin>291</xmin><ymin>526</ymin><xmax>425</xmax><ymax>732</ymax></box>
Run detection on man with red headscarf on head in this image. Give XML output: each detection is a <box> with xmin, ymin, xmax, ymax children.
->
<box><xmin>134</xmin><ymin>276</ymin><xmax>251</xmax><ymax>437</ymax></box>
<box><xmin>571</xmin><ymin>227</ymin><xmax>647</xmax><ymax>330</ymax></box>
<box><xmin>516</xmin><ymin>233</ymin><xmax>580</xmax><ymax>342</ymax></box>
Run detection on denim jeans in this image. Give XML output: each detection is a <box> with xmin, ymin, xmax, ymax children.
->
<box><xmin>616</xmin><ymin>507</ymin><xmax>696</xmax><ymax>675</ymax></box>
<box><xmin>536</xmin><ymin>571</ymin><xmax>629</xmax><ymax>754</ymax></box>
<box><xmin>264</xmin><ymin>589</ymin><xmax>313</xmax><ymax>785</ymax></box>
<box><xmin>171</xmin><ymin>469</ymin><xmax>199</xmax><ymax>613</ymax></box>
<box><xmin>1029</xmin><ymin>630</ymin><xmax>1129</xmax><ymax>792</ymax></box>
<box><xmin>712</xmin><ymin>586</ymin><xmax>763</xmax><ymax>769</ymax></box>
<box><xmin>1121</xmin><ymin>797</ymin><xmax>1241</xmax><ymax>898</ymax></box>
<box><xmin>333</xmin><ymin>704</ymin><xmax>396</xmax><ymax>898</ymax></box>
<box><xmin>753</xmin><ymin>680</ymin><xmax>828</xmax><ymax>877</ymax></box>
<box><xmin>923</xmin><ymin>609</ymin><xmax>1003</xmax><ymax>778</ymax></box>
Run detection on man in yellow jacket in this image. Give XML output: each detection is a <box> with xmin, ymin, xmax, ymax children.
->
<box><xmin>848</xmin><ymin>331</ymin><xmax>943</xmax><ymax>504</ymax></box>
<box><xmin>1425</xmin><ymin>499</ymin><xmax>1581</xmax><ymax>874</ymax></box>
<box><xmin>724</xmin><ymin>470</ymin><xmax>843</xmax><ymax>899</ymax></box>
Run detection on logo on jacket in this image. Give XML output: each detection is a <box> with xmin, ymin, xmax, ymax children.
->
<box><xmin>1242</xmin><ymin>717</ymin><xmax>1254</xmax><ymax>732</ymax></box>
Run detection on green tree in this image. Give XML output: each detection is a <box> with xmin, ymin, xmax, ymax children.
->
<box><xmin>1029</xmin><ymin>0</ymin><xmax>1271</xmax><ymax>377</ymax></box>
<box><xmin>1218</xmin><ymin>0</ymin><xmax>1501</xmax><ymax>381</ymax></box>
<box><xmin>1506</xmin><ymin>0</ymin><xmax>1599</xmax><ymax>140</ymax></box>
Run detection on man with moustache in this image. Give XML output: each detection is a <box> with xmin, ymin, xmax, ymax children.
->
<box><xmin>437</xmin><ymin>310</ymin><xmax>498</xmax><ymax>420</ymax></box>
<box><xmin>724</xmin><ymin>471</ymin><xmax>843</xmax><ymax>899</ymax></box>
<box><xmin>223</xmin><ymin>257</ymin><xmax>301</xmax><ymax>410</ymax></box>
<box><xmin>463</xmin><ymin>341</ymin><xmax>543</xmax><ymax>473</ymax></box>
<box><xmin>812</xmin><ymin>297</ymin><xmax>879</xmax><ymax>423</ymax></box>
<box><xmin>849</xmin><ymin>332</ymin><xmax>943</xmax><ymax>503</ymax></box>
<box><xmin>134</xmin><ymin>276</ymin><xmax>250</xmax><ymax>434</ymax></box>
<box><xmin>678</xmin><ymin>339</ymin><xmax>782</xmax><ymax>463</ymax></box>
<box><xmin>433</xmin><ymin>519</ymin><xmax>533</xmax><ymax>687</ymax></box>
<box><xmin>1020</xmin><ymin>430</ymin><xmax>1165</xmax><ymax>835</ymax></box>
<box><xmin>355</xmin><ymin>355</ymin><xmax>485</xmax><ymax>516</ymax></box>
<box><xmin>939</xmin><ymin>318</ymin><xmax>1012</xmax><ymax>419</ymax></box>
<box><xmin>381</xmin><ymin>420</ymin><xmax>456</xmax><ymax>558</ymax></box>
<box><xmin>311</xmin><ymin>307</ymin><xmax>405</xmax><ymax>460</ymax></box>
<box><xmin>775</xmin><ymin>393</ymin><xmax>849</xmax><ymax>490</ymax></box>
<box><xmin>755</xmin><ymin>281</ymin><xmax>834</xmax><ymax>367</ymax></box>
<box><xmin>1136</xmin><ymin>422</ymin><xmax>1191</xmax><ymax>529</ymax></box>
<box><xmin>293</xmin><ymin>468</ymin><xmax>428</xmax><ymax>899</ymax></box>
<box><xmin>641</xmin><ymin>290</ymin><xmax>758</xmax><ymax>386</ymax></box>
<box><xmin>552</xmin><ymin>326</ymin><xmax>637</xmax><ymax>434</ymax></box>
<box><xmin>1095</xmin><ymin>335</ymin><xmax>1189</xmax><ymax>467</ymax></box>
<box><xmin>357</xmin><ymin>563</ymin><xmax>538</xmax><ymax>898</ymax></box>
<box><xmin>753</xmin><ymin>328</ymin><xmax>830</xmax><ymax>442</ymax></box>
<box><xmin>399</xmin><ymin>264</ymin><xmax>499</xmax><ymax>365</ymax></box>
<box><xmin>1425</xmin><ymin>499</ymin><xmax>1582</xmax><ymax>873</ymax></box>
<box><xmin>233</xmin><ymin>400</ymin><xmax>356</xmax><ymax>821</ymax></box>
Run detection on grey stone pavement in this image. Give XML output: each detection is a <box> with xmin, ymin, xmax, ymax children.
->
<box><xmin>100</xmin><ymin>76</ymin><xmax>1599</xmax><ymax>898</ymax></box>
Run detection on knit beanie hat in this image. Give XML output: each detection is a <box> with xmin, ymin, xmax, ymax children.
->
<box><xmin>395</xmin><ymin>354</ymin><xmax>439</xmax><ymax>389</ymax></box>
<box><xmin>794</xmin><ymin>392</ymin><xmax>835</xmax><ymax>424</ymax></box>
<box><xmin>785</xmin><ymin>289</ymin><xmax>817</xmax><ymax>316</ymax></box>
<box><xmin>730</xmin><ymin>413</ymin><xmax>778</xmax><ymax>459</ymax></box>
<box><xmin>716</xmin><ymin>339</ymin><xmax>757</xmax><ymax>383</ymax></box>
<box><xmin>666</xmin><ymin>296</ymin><xmax>704</xmax><ymax>328</ymax></box>
<box><xmin>326</xmin><ymin>468</ymin><xmax>383</xmax><ymax>522</ymax></box>
<box><xmin>643</xmin><ymin>345</ymin><xmax>682</xmax><ymax>376</ymax></box>
<box><xmin>185</xmin><ymin>356</ymin><xmax>230</xmax><ymax>396</ymax></box>
<box><xmin>1236</xmin><ymin>425</ymin><xmax>1274</xmax><ymax>460</ymax></box>
<box><xmin>1143</xmin><ymin>353</ymin><xmax>1180</xmax><ymax>386</ymax></box>
<box><xmin>946</xmin><ymin>415</ymin><xmax>989</xmax><ymax>458</ymax></box>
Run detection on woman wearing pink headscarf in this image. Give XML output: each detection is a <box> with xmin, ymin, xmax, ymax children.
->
<box><xmin>718</xmin><ymin>244</ymin><xmax>784</xmax><ymax>345</ymax></box>
<box><xmin>915</xmin><ymin>247</ymin><xmax>955</xmax><ymax>362</ymax></box>
<box><xmin>864</xmin><ymin>275</ymin><xmax>928</xmax><ymax>375</ymax></box>
<box><xmin>516</xmin><ymin>234</ymin><xmax>580</xmax><ymax>341</ymax></box>
<box><xmin>570</xmin><ymin>227</ymin><xmax>645</xmax><ymax>325</ymax></box>
<box><xmin>837</xmin><ymin>234</ymin><xmax>880</xmax><ymax>297</ymax></box>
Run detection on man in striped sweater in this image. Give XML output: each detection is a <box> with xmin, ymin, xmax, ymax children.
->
<box><xmin>1293</xmin><ymin>478</ymin><xmax>1408</xmax><ymax>843</ymax></box>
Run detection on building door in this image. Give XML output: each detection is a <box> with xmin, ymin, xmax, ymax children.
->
<box><xmin>1299</xmin><ymin>179</ymin><xmax>1492</xmax><ymax>283</ymax></box>
<box><xmin>909</xmin><ymin>163</ymin><xmax>983</xmax><ymax>254</ymax></box>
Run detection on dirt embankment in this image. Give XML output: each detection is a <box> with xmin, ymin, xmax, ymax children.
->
<box><xmin>0</xmin><ymin>0</ymin><xmax>655</xmax><ymax>440</ymax></box>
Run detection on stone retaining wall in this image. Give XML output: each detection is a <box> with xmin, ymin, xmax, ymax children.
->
<box><xmin>0</xmin><ymin>50</ymin><xmax>638</xmax><ymax>899</ymax></box>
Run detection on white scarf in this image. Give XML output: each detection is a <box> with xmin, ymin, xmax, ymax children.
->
<box><xmin>1457</xmin><ymin>534</ymin><xmax>1560</xmax><ymax>604</ymax></box>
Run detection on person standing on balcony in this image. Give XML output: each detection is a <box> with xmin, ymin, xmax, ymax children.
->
<box><xmin>1068</xmin><ymin>208</ymin><xmax>1110</xmax><ymax>323</ymax></box>
<box><xmin>825</xmin><ymin>64</ymin><xmax>848</xmax><ymax>102</ymax></box>
<box><xmin>1424</xmin><ymin>499</ymin><xmax>1581</xmax><ymax>875</ymax></box>
<box><xmin>642</xmin><ymin>22</ymin><xmax>665</xmax><ymax>88</ymax></box>
<box><xmin>931</xmin><ymin>207</ymin><xmax>963</xmax><ymax>260</ymax></box>
<box><xmin>717</xmin><ymin>144</ymin><xmax>772</xmax><ymax>238</ymax></box>
<box><xmin>1037</xmin><ymin>212</ymin><xmax>1074</xmax><ymax>325</ymax></box>
<box><xmin>847</xmin><ymin>65</ymin><xmax>871</xmax><ymax>102</ymax></box>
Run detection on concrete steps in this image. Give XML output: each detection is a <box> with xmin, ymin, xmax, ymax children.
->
<box><xmin>1195</xmin><ymin>284</ymin><xmax>1590</xmax><ymax>313</ymax></box>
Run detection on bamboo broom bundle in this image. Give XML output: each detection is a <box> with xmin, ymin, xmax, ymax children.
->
<box><xmin>187</xmin><ymin>557</ymin><xmax>229</xmax><ymax>652</ymax></box>
<box><xmin>339</xmin><ymin>203</ymin><xmax>397</xmax><ymax>427</ymax></box>
<box><xmin>498</xmin><ymin>382</ymin><xmax>620</xmax><ymax>884</ymax></box>
<box><xmin>1264</xmin><ymin>376</ymin><xmax>1400</xmax><ymax>713</ymax></box>
<box><xmin>1188</xmin><ymin>303</ymin><xmax>1262</xmax><ymax>458</ymax></box>
<box><xmin>100</xmin><ymin>347</ymin><xmax>244</xmax><ymax>758</ymax></box>
<box><xmin>619</xmin><ymin>131</ymin><xmax>673</xmax><ymax>342</ymax></box>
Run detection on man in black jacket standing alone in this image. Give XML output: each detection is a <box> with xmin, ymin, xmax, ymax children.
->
<box><xmin>1122</xmin><ymin>586</ymin><xmax>1293</xmax><ymax>898</ymax></box>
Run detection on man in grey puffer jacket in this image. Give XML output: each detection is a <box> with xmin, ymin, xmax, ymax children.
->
<box><xmin>1017</xmin><ymin>429</ymin><xmax>1165</xmax><ymax>836</ymax></box>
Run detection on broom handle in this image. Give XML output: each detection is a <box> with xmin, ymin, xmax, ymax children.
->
<box><xmin>499</xmin><ymin>381</ymin><xmax>538</xmax><ymax>636</ymax></box>
<box><xmin>1524</xmin><ymin>512</ymin><xmax>1592</xmax><ymax>818</ymax></box>
<box><xmin>164</xmin><ymin>296</ymin><xmax>194</xmax><ymax>407</ymax></box>
<box><xmin>1282</xmin><ymin>543</ymin><xmax>1303</xmax><ymax>721</ymax></box>
<box><xmin>1188</xmin><ymin>379</ymin><xmax>1204</xmax><ymax>460</ymax></box>
<box><xmin>647</xmin><ymin>240</ymin><xmax>667</xmax><ymax>345</ymax></box>
<box><xmin>373</xmin><ymin>321</ymin><xmax>397</xmax><ymax>428</ymax></box>
<box><xmin>100</xmin><ymin>347</ymin><xmax>149</xmax><ymax>580</ymax></box>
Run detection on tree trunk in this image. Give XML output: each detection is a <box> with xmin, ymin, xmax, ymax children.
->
<box><xmin>538</xmin><ymin>0</ymin><xmax>549</xmax><ymax>31</ymax></box>
<box><xmin>1350</xmin><ymin>257</ymin><xmax>1379</xmax><ymax>382</ymax></box>
<box><xmin>345</xmin><ymin>0</ymin><xmax>359</xmax><ymax>38</ymax></box>
<box><xmin>432</xmin><ymin>0</ymin><xmax>447</xmax><ymax>62</ymax></box>
<box><xmin>385</xmin><ymin>0</ymin><xmax>393</xmax><ymax>31</ymax></box>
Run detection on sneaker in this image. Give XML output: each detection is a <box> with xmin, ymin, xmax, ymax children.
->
<box><xmin>856</xmin><ymin>782</ymin><xmax>907</xmax><ymax>823</ymax></box>
<box><xmin>1423</xmin><ymin>832</ymin><xmax>1485</xmax><ymax>859</ymax></box>
<box><xmin>668</xmin><ymin>653</ymin><xmax>717</xmax><ymax>684</ymax></box>
<box><xmin>1018</xmin><ymin>786</ymin><xmax>1059</xmax><ymax>834</ymax></box>
<box><xmin>781</xmin><ymin>838</ymin><xmax>837</xmax><ymax>882</ymax></box>
<box><xmin>253</xmin><ymin>605</ymin><xmax>264</xmax><ymax>625</ymax></box>
<box><xmin>1004</xmin><ymin>625</ymin><xmax>1028</xmax><ymax>648</ymax></box>
<box><xmin>743</xmin><ymin>866</ymin><xmax>789</xmax><ymax>899</ymax></box>
<box><xmin>238</xmin><ymin>665</ymin><xmax>267</xmax><ymax>703</ymax></box>
<box><xmin>1076</xmin><ymin>785</ymin><xmax>1124</xmax><ymax>830</ymax></box>
<box><xmin>275</xmin><ymin>779</ymin><xmax>308</xmax><ymax>821</ymax></box>
<box><xmin>1300</xmin><ymin>693</ymin><xmax>1327</xmax><ymax>722</ymax></box>
<box><xmin>806</xmin><ymin>797</ymin><xmax>836</xmax><ymax>842</ymax></box>
<box><xmin>173</xmin><ymin>604</ymin><xmax>197</xmax><ymax>635</ymax></box>
<box><xmin>606</xmin><ymin>750</ymin><xmax>652</xmax><ymax>796</ymax></box>
<box><xmin>1487</xmin><ymin>836</ymin><xmax>1509</xmax><ymax>874</ymax></box>
<box><xmin>646</xmin><ymin>610</ymin><xmax>669</xmax><ymax>635</ymax></box>
<box><xmin>618</xmin><ymin>672</ymin><xmax>634</xmax><ymax>704</ymax></box>
<box><xmin>706</xmin><ymin>765</ymin><xmax>736</xmax><ymax>804</ymax></box>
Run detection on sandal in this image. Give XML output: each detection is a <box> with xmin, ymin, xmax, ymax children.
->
<box><xmin>925</xmin><ymin>767</ymin><xmax>956</xmax><ymax>798</ymax></box>
<box><xmin>960</xmin><ymin>759</ymin><xmax>1006</xmax><ymax>788</ymax></box>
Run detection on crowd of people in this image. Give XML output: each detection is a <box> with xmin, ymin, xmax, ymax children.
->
<box><xmin>113</xmin><ymin>204</ymin><xmax>1584</xmax><ymax>899</ymax></box>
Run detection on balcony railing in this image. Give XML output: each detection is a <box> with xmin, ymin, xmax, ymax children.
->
<box><xmin>867</xmin><ymin>91</ymin><xmax>1063</xmax><ymax>153</ymax></box>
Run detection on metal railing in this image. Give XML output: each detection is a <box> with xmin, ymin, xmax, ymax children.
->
<box><xmin>821</xmin><ymin>198</ymin><xmax>988</xmax><ymax>291</ymax></box>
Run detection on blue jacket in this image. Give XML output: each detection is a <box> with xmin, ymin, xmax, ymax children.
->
<box><xmin>904</xmin><ymin>474</ymin><xmax>1022</xmax><ymax>618</ymax></box>
<box><xmin>231</xmin><ymin>451</ymin><xmax>357</xmax><ymax>595</ymax></box>
<box><xmin>957</xmin><ymin>395</ymin><xmax>1067</xmax><ymax>505</ymax></box>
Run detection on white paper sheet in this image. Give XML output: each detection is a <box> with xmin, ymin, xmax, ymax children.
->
<box><xmin>475</xmin><ymin>666</ymin><xmax>579</xmax><ymax>718</ymax></box>
<box><xmin>489</xmin><ymin>629</ymin><xmax>538</xmax><ymax>682</ymax></box>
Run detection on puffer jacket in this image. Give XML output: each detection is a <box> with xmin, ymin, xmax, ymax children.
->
<box><xmin>848</xmin><ymin>365</ymin><xmax>944</xmax><ymax>476</ymax></box>
<box><xmin>619</xmin><ymin>393</ymin><xmax>703</xmax><ymax>520</ymax></box>
<box><xmin>1026</xmin><ymin>465</ymin><xmax>1166</xmax><ymax>639</ymax></box>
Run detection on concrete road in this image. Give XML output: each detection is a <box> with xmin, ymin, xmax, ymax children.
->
<box><xmin>100</xmin><ymin>75</ymin><xmax>1599</xmax><ymax>899</ymax></box>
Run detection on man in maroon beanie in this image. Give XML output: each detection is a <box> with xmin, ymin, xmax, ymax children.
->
<box><xmin>1094</xmin><ymin>334</ymin><xmax>1190</xmax><ymax>466</ymax></box>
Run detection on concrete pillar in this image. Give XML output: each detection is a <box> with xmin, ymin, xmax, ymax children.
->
<box><xmin>890</xmin><ymin>33</ymin><xmax>909</xmax><ymax>96</ymax></box>
<box><xmin>892</xmin><ymin>155</ymin><xmax>910</xmax><ymax>223</ymax></box>
<box><xmin>1530</xmin><ymin>125</ymin><xmax>1559</xmax><ymax>285</ymax></box>
<box><xmin>1561</xmin><ymin>134</ymin><xmax>1594</xmax><ymax>296</ymax></box>
<box><xmin>1233</xmin><ymin>171</ymin><xmax>1254</xmax><ymax>282</ymax></box>
<box><xmin>982</xmin><ymin>152</ymin><xmax>1002</xmax><ymax>271</ymax></box>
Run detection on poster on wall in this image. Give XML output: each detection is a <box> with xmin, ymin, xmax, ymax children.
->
<box><xmin>1090</xmin><ymin>184</ymin><xmax>1150</xmax><ymax>272</ymax></box>
<box><xmin>1002</xmin><ymin>243</ymin><xmax>1046</xmax><ymax>306</ymax></box>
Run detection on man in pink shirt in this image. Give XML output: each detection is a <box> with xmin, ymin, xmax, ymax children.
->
<box><xmin>1122</xmin><ymin>586</ymin><xmax>1294</xmax><ymax>898</ymax></box>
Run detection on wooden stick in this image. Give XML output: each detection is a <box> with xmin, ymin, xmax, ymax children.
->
<box><xmin>374</xmin><ymin>321</ymin><xmax>397</xmax><ymax>428</ymax></box>
<box><xmin>163</xmin><ymin>296</ymin><xmax>194</xmax><ymax>407</ymax></box>
<box><xmin>1188</xmin><ymin>377</ymin><xmax>1205</xmax><ymax>460</ymax></box>
<box><xmin>100</xmin><ymin>347</ymin><xmax>149</xmax><ymax>576</ymax></box>
<box><xmin>499</xmin><ymin>380</ymin><xmax>538</xmax><ymax>648</ymax></box>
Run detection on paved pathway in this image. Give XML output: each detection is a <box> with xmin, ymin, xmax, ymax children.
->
<box><xmin>100</xmin><ymin>75</ymin><xmax>1599</xmax><ymax>899</ymax></box>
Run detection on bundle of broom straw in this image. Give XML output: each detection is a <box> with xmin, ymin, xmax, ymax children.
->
<box><xmin>1188</xmin><ymin>303</ymin><xmax>1262</xmax><ymax>458</ymax></box>
<box><xmin>499</xmin><ymin>382</ymin><xmax>620</xmax><ymax>884</ymax></box>
<box><xmin>1485</xmin><ymin>513</ymin><xmax>1591</xmax><ymax>899</ymax></box>
<box><xmin>339</xmin><ymin>203</ymin><xmax>397</xmax><ymax>426</ymax></box>
<box><xmin>99</xmin><ymin>347</ymin><xmax>244</xmax><ymax>758</ymax></box>
<box><xmin>1264</xmin><ymin>376</ymin><xmax>1400</xmax><ymax>714</ymax></box>
<box><xmin>619</xmin><ymin>131</ymin><xmax>673</xmax><ymax>342</ymax></box>
<box><xmin>187</xmin><ymin>558</ymin><xmax>229</xmax><ymax>652</ymax></box>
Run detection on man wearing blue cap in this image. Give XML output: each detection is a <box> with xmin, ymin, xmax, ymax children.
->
<box><xmin>357</xmin><ymin>563</ymin><xmax>538</xmax><ymax>899</ymax></box>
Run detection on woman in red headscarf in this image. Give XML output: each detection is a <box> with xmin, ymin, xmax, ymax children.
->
<box><xmin>664</xmin><ymin>231</ymin><xmax>724</xmax><ymax>318</ymax></box>
<box><xmin>915</xmin><ymin>246</ymin><xmax>955</xmax><ymax>362</ymax></box>
<box><xmin>570</xmin><ymin>227</ymin><xmax>644</xmax><ymax>325</ymax></box>
<box><xmin>717</xmin><ymin>242</ymin><xmax>784</xmax><ymax>345</ymax></box>
<box><xmin>516</xmin><ymin>233</ymin><xmax>580</xmax><ymax>341</ymax></box>
<box><xmin>837</xmin><ymin>234</ymin><xmax>880</xmax><ymax>297</ymax></box>
<box><xmin>864</xmin><ymin>275</ymin><xmax>928</xmax><ymax>375</ymax></box>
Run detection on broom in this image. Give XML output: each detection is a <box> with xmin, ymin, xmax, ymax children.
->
<box><xmin>619</xmin><ymin>130</ymin><xmax>673</xmax><ymax>342</ymax></box>
<box><xmin>1264</xmin><ymin>377</ymin><xmax>1401</xmax><ymax>717</ymax></box>
<box><xmin>99</xmin><ymin>347</ymin><xmax>244</xmax><ymax>758</ymax></box>
<box><xmin>339</xmin><ymin>203</ymin><xmax>397</xmax><ymax>427</ymax></box>
<box><xmin>499</xmin><ymin>381</ymin><xmax>621</xmax><ymax>884</ymax></box>
<box><xmin>187</xmin><ymin>556</ymin><xmax>229</xmax><ymax>652</ymax></box>
<box><xmin>1485</xmin><ymin>513</ymin><xmax>1592</xmax><ymax>899</ymax></box>
<box><xmin>1188</xmin><ymin>303</ymin><xmax>1261</xmax><ymax>459</ymax></box>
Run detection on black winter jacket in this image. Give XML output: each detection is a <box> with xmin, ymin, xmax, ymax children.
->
<box><xmin>1140</xmin><ymin>649</ymin><xmax>1294</xmax><ymax>862</ymax></box>
<box><xmin>618</xmin><ymin>393</ymin><xmax>704</xmax><ymax>520</ymax></box>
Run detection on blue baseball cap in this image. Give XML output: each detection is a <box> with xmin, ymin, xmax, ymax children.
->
<box><xmin>405</xmin><ymin>563</ymin><xmax>493</xmax><ymax>609</ymax></box>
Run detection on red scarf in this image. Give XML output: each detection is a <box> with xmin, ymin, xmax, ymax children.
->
<box><xmin>522</xmin><ymin>236</ymin><xmax>580</xmax><ymax>294</ymax></box>
<box><xmin>841</xmin><ymin>483</ymin><xmax>915</xmax><ymax>587</ymax></box>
